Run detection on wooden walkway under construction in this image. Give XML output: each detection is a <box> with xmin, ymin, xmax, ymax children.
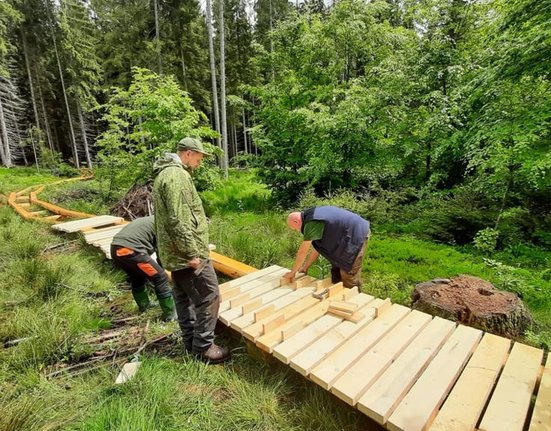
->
<box><xmin>7</xmin><ymin>181</ymin><xmax>551</xmax><ymax>431</ymax></box>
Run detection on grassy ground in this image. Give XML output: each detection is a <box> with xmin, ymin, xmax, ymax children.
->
<box><xmin>1</xmin><ymin>167</ymin><xmax>549</xmax><ymax>431</ymax></box>
<box><xmin>0</xmin><ymin>170</ymin><xmax>381</xmax><ymax>431</ymax></box>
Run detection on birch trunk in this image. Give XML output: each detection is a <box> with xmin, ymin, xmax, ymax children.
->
<box><xmin>219</xmin><ymin>0</ymin><xmax>229</xmax><ymax>178</ymax></box>
<box><xmin>77</xmin><ymin>101</ymin><xmax>92</xmax><ymax>168</ymax></box>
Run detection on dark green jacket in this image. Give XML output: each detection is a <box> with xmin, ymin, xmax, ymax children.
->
<box><xmin>152</xmin><ymin>153</ymin><xmax>209</xmax><ymax>271</ymax></box>
<box><xmin>111</xmin><ymin>216</ymin><xmax>156</xmax><ymax>255</ymax></box>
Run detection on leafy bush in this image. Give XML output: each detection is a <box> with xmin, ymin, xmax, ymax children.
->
<box><xmin>473</xmin><ymin>228</ymin><xmax>500</xmax><ymax>254</ymax></box>
<box><xmin>96</xmin><ymin>67</ymin><xmax>218</xmax><ymax>195</ymax></box>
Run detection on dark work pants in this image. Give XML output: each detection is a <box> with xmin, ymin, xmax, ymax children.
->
<box><xmin>171</xmin><ymin>260</ymin><xmax>220</xmax><ymax>353</ymax></box>
<box><xmin>330</xmin><ymin>233</ymin><xmax>371</xmax><ymax>288</ymax></box>
<box><xmin>111</xmin><ymin>245</ymin><xmax>172</xmax><ymax>299</ymax></box>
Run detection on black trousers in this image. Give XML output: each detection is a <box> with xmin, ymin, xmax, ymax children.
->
<box><xmin>171</xmin><ymin>260</ymin><xmax>220</xmax><ymax>352</ymax></box>
<box><xmin>111</xmin><ymin>245</ymin><xmax>172</xmax><ymax>299</ymax></box>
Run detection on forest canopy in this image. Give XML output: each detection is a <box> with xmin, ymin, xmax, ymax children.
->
<box><xmin>0</xmin><ymin>0</ymin><xmax>549</xmax><ymax>249</ymax></box>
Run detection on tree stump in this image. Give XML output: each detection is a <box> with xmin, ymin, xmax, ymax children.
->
<box><xmin>411</xmin><ymin>275</ymin><xmax>533</xmax><ymax>338</ymax></box>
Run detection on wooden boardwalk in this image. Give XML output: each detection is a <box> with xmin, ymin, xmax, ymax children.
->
<box><xmin>8</xmin><ymin>184</ymin><xmax>550</xmax><ymax>431</ymax></box>
<box><xmin>217</xmin><ymin>268</ymin><xmax>549</xmax><ymax>431</ymax></box>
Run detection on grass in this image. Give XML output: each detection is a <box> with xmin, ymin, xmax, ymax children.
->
<box><xmin>2</xmin><ymin>166</ymin><xmax>550</xmax><ymax>430</ymax></box>
<box><xmin>0</xmin><ymin>167</ymin><xmax>58</xmax><ymax>194</ymax></box>
<box><xmin>1</xmin><ymin>173</ymin><xmax>380</xmax><ymax>430</ymax></box>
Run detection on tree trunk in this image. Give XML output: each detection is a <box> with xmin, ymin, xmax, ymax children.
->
<box><xmin>37</xmin><ymin>76</ymin><xmax>54</xmax><ymax>151</ymax></box>
<box><xmin>205</xmin><ymin>0</ymin><xmax>221</xmax><ymax>164</ymax></box>
<box><xmin>51</xmin><ymin>22</ymin><xmax>79</xmax><ymax>168</ymax></box>
<box><xmin>77</xmin><ymin>101</ymin><xmax>92</xmax><ymax>168</ymax></box>
<box><xmin>153</xmin><ymin>0</ymin><xmax>162</xmax><ymax>74</ymax></box>
<box><xmin>0</xmin><ymin>98</ymin><xmax>13</xmax><ymax>166</ymax></box>
<box><xmin>242</xmin><ymin>108</ymin><xmax>248</xmax><ymax>154</ymax></box>
<box><xmin>22</xmin><ymin>31</ymin><xmax>41</xmax><ymax>130</ymax></box>
<box><xmin>219</xmin><ymin>0</ymin><xmax>229</xmax><ymax>178</ymax></box>
<box><xmin>269</xmin><ymin>0</ymin><xmax>275</xmax><ymax>79</ymax></box>
<box><xmin>412</xmin><ymin>275</ymin><xmax>533</xmax><ymax>338</ymax></box>
<box><xmin>180</xmin><ymin>44</ymin><xmax>188</xmax><ymax>91</ymax></box>
<box><xmin>232</xmin><ymin>120</ymin><xmax>237</xmax><ymax>157</ymax></box>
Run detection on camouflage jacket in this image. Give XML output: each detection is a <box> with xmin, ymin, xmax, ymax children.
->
<box><xmin>152</xmin><ymin>153</ymin><xmax>209</xmax><ymax>271</ymax></box>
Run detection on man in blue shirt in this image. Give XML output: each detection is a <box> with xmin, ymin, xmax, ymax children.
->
<box><xmin>284</xmin><ymin>206</ymin><xmax>371</xmax><ymax>288</ymax></box>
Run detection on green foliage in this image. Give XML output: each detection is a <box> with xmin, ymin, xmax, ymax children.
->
<box><xmin>473</xmin><ymin>228</ymin><xmax>500</xmax><ymax>254</ymax></box>
<box><xmin>96</xmin><ymin>67</ymin><xmax>218</xmax><ymax>191</ymax></box>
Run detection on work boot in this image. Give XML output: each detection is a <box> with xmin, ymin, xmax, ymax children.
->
<box><xmin>195</xmin><ymin>343</ymin><xmax>231</xmax><ymax>364</ymax></box>
<box><xmin>132</xmin><ymin>289</ymin><xmax>151</xmax><ymax>312</ymax></box>
<box><xmin>158</xmin><ymin>296</ymin><xmax>177</xmax><ymax>322</ymax></box>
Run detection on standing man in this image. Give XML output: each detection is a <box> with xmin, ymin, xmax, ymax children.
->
<box><xmin>284</xmin><ymin>206</ymin><xmax>371</xmax><ymax>288</ymax></box>
<box><xmin>111</xmin><ymin>216</ymin><xmax>177</xmax><ymax>322</ymax></box>
<box><xmin>153</xmin><ymin>137</ymin><xmax>230</xmax><ymax>364</ymax></box>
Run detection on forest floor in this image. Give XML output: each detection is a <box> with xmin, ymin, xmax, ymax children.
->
<box><xmin>1</xmin><ymin>167</ymin><xmax>549</xmax><ymax>431</ymax></box>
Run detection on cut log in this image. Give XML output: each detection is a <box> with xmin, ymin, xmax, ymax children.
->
<box><xmin>411</xmin><ymin>275</ymin><xmax>532</xmax><ymax>338</ymax></box>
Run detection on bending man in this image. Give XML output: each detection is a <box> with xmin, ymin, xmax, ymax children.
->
<box><xmin>153</xmin><ymin>137</ymin><xmax>230</xmax><ymax>364</ymax></box>
<box><xmin>111</xmin><ymin>215</ymin><xmax>177</xmax><ymax>321</ymax></box>
<box><xmin>284</xmin><ymin>206</ymin><xmax>370</xmax><ymax>288</ymax></box>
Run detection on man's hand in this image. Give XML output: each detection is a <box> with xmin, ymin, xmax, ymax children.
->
<box><xmin>282</xmin><ymin>271</ymin><xmax>296</xmax><ymax>283</ymax></box>
<box><xmin>188</xmin><ymin>257</ymin><xmax>202</xmax><ymax>269</ymax></box>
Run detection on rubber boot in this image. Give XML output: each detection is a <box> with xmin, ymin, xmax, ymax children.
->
<box><xmin>158</xmin><ymin>296</ymin><xmax>177</xmax><ymax>322</ymax></box>
<box><xmin>132</xmin><ymin>289</ymin><xmax>151</xmax><ymax>312</ymax></box>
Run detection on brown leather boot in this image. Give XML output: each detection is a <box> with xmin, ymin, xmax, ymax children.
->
<box><xmin>196</xmin><ymin>343</ymin><xmax>231</xmax><ymax>364</ymax></box>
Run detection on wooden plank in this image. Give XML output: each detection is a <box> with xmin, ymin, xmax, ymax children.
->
<box><xmin>309</xmin><ymin>304</ymin><xmax>411</xmax><ymax>389</ymax></box>
<box><xmin>250</xmin><ymin>295</ymin><xmax>321</xmax><ymax>343</ymax></box>
<box><xmin>357</xmin><ymin>317</ymin><xmax>456</xmax><ymax>424</ymax></box>
<box><xmin>218</xmin><ymin>265</ymin><xmax>282</xmax><ymax>291</ymax></box>
<box><xmin>529</xmin><ymin>355</ymin><xmax>551</xmax><ymax>431</ymax></box>
<box><xmin>331</xmin><ymin>310</ymin><xmax>433</xmax><ymax>406</ymax></box>
<box><xmin>479</xmin><ymin>342</ymin><xmax>544</xmax><ymax>431</ymax></box>
<box><xmin>430</xmin><ymin>333</ymin><xmax>511</xmax><ymax>431</ymax></box>
<box><xmin>230</xmin><ymin>293</ymin><xmax>251</xmax><ymax>308</ymax></box>
<box><xmin>91</xmin><ymin>237</ymin><xmax>114</xmax><ymax>247</ymax></box>
<box><xmin>52</xmin><ymin>215</ymin><xmax>124</xmax><ymax>233</ymax></box>
<box><xmin>263</xmin><ymin>314</ymin><xmax>286</xmax><ymax>334</ymax></box>
<box><xmin>328</xmin><ymin>300</ymin><xmax>358</xmax><ymax>314</ymax></box>
<box><xmin>241</xmin><ymin>298</ymin><xmax>263</xmax><ymax>314</ymax></box>
<box><xmin>316</xmin><ymin>278</ymin><xmax>333</xmax><ymax>290</ymax></box>
<box><xmin>256</xmin><ymin>295</ymin><xmax>346</xmax><ymax>353</ymax></box>
<box><xmin>220</xmin><ymin>286</ymin><xmax>242</xmax><ymax>302</ymax></box>
<box><xmin>272</xmin><ymin>293</ymin><xmax>375</xmax><ymax>364</ymax></box>
<box><xmin>83</xmin><ymin>226</ymin><xmax>125</xmax><ymax>242</ymax></box>
<box><xmin>115</xmin><ymin>361</ymin><xmax>141</xmax><ymax>384</ymax></box>
<box><xmin>231</xmin><ymin>288</ymin><xmax>311</xmax><ymax>333</ymax></box>
<box><xmin>327</xmin><ymin>308</ymin><xmax>364</xmax><ymax>322</ymax></box>
<box><xmin>292</xmin><ymin>275</ymin><xmax>317</xmax><ymax>289</ymax></box>
<box><xmin>81</xmin><ymin>222</ymin><xmax>128</xmax><ymax>233</ymax></box>
<box><xmin>219</xmin><ymin>268</ymin><xmax>288</xmax><ymax>311</ymax></box>
<box><xmin>386</xmin><ymin>325</ymin><xmax>483</xmax><ymax>431</ymax></box>
<box><xmin>210</xmin><ymin>250</ymin><xmax>258</xmax><ymax>278</ymax></box>
<box><xmin>290</xmin><ymin>298</ymin><xmax>388</xmax><ymax>376</ymax></box>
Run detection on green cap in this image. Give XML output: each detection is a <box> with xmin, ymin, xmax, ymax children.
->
<box><xmin>177</xmin><ymin>137</ymin><xmax>211</xmax><ymax>155</ymax></box>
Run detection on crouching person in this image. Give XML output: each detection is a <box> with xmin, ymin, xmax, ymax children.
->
<box><xmin>110</xmin><ymin>215</ymin><xmax>177</xmax><ymax>322</ymax></box>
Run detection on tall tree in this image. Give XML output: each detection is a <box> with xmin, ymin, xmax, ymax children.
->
<box><xmin>218</xmin><ymin>0</ymin><xmax>229</xmax><ymax>176</ymax></box>
<box><xmin>205</xmin><ymin>0</ymin><xmax>222</xmax><ymax>155</ymax></box>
